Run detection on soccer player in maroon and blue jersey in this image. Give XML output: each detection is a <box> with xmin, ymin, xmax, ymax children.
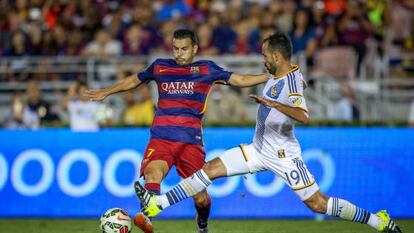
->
<box><xmin>84</xmin><ymin>29</ymin><xmax>269</xmax><ymax>233</ymax></box>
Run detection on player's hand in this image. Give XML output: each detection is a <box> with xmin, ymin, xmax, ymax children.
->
<box><xmin>83</xmin><ymin>89</ymin><xmax>108</xmax><ymax>101</ymax></box>
<box><xmin>249</xmin><ymin>94</ymin><xmax>276</xmax><ymax>108</ymax></box>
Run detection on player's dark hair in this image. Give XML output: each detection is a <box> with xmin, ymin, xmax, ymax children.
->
<box><xmin>263</xmin><ymin>32</ymin><xmax>292</xmax><ymax>60</ymax></box>
<box><xmin>173</xmin><ymin>29</ymin><xmax>198</xmax><ymax>45</ymax></box>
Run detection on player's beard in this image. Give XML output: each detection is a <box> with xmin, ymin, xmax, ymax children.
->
<box><xmin>265</xmin><ymin>62</ymin><xmax>277</xmax><ymax>75</ymax></box>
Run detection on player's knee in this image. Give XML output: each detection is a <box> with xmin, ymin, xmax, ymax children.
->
<box><xmin>143</xmin><ymin>161</ymin><xmax>168</xmax><ymax>183</ymax></box>
<box><xmin>304</xmin><ymin>192</ymin><xmax>328</xmax><ymax>214</ymax></box>
<box><xmin>143</xmin><ymin>168</ymin><xmax>164</xmax><ymax>183</ymax></box>
<box><xmin>202</xmin><ymin>158</ymin><xmax>227</xmax><ymax>181</ymax></box>
<box><xmin>202</xmin><ymin>162</ymin><xmax>217</xmax><ymax>181</ymax></box>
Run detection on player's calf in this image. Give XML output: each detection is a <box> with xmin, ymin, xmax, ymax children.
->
<box><xmin>194</xmin><ymin>192</ymin><xmax>211</xmax><ymax>233</ymax></box>
<box><xmin>306</xmin><ymin>202</ymin><xmax>327</xmax><ymax>214</ymax></box>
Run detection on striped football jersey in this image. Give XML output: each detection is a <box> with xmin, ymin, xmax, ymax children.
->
<box><xmin>138</xmin><ymin>58</ymin><xmax>232</xmax><ymax>145</ymax></box>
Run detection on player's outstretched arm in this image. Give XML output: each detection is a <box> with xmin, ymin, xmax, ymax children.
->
<box><xmin>83</xmin><ymin>75</ymin><xmax>141</xmax><ymax>101</ymax></box>
<box><xmin>228</xmin><ymin>73</ymin><xmax>269</xmax><ymax>87</ymax></box>
<box><xmin>250</xmin><ymin>94</ymin><xmax>309</xmax><ymax>124</ymax></box>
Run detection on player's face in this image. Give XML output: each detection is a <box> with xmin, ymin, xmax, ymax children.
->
<box><xmin>262</xmin><ymin>42</ymin><xmax>277</xmax><ymax>75</ymax></box>
<box><xmin>173</xmin><ymin>38</ymin><xmax>198</xmax><ymax>65</ymax></box>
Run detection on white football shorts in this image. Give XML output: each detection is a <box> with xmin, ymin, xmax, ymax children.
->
<box><xmin>219</xmin><ymin>143</ymin><xmax>319</xmax><ymax>201</ymax></box>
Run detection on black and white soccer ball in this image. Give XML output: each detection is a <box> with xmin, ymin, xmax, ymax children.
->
<box><xmin>100</xmin><ymin>208</ymin><xmax>132</xmax><ymax>233</ymax></box>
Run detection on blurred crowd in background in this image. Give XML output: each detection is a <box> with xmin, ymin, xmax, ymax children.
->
<box><xmin>1</xmin><ymin>0</ymin><xmax>413</xmax><ymax>58</ymax></box>
<box><xmin>1</xmin><ymin>0</ymin><xmax>413</xmax><ymax>61</ymax></box>
<box><xmin>0</xmin><ymin>0</ymin><xmax>413</xmax><ymax>130</ymax></box>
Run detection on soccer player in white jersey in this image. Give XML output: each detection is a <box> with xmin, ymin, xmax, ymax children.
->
<box><xmin>134</xmin><ymin>32</ymin><xmax>402</xmax><ymax>233</ymax></box>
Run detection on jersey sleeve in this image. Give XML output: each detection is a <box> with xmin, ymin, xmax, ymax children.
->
<box><xmin>137</xmin><ymin>60</ymin><xmax>157</xmax><ymax>83</ymax></box>
<box><xmin>286</xmin><ymin>73</ymin><xmax>308</xmax><ymax>112</ymax></box>
<box><xmin>208</xmin><ymin>61</ymin><xmax>232</xmax><ymax>84</ymax></box>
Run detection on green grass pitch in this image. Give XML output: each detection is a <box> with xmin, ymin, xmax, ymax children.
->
<box><xmin>0</xmin><ymin>219</ymin><xmax>413</xmax><ymax>233</ymax></box>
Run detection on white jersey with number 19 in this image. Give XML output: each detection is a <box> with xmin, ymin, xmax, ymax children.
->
<box><xmin>220</xmin><ymin>65</ymin><xmax>318</xmax><ymax>200</ymax></box>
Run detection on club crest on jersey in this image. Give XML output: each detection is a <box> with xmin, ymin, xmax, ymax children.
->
<box><xmin>278</xmin><ymin>149</ymin><xmax>285</xmax><ymax>158</ymax></box>
<box><xmin>161</xmin><ymin>82</ymin><xmax>195</xmax><ymax>94</ymax></box>
<box><xmin>190</xmin><ymin>66</ymin><xmax>200</xmax><ymax>73</ymax></box>
<box><xmin>266</xmin><ymin>79</ymin><xmax>284</xmax><ymax>100</ymax></box>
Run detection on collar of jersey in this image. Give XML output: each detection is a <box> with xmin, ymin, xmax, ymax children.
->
<box><xmin>273</xmin><ymin>64</ymin><xmax>299</xmax><ymax>79</ymax></box>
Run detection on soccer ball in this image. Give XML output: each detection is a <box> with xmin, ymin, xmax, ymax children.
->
<box><xmin>100</xmin><ymin>208</ymin><xmax>132</xmax><ymax>233</ymax></box>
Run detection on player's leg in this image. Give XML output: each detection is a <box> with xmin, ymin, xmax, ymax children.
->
<box><xmin>303</xmin><ymin>190</ymin><xmax>402</xmax><ymax>232</ymax></box>
<box><xmin>134</xmin><ymin>139</ymin><xmax>175</xmax><ymax>233</ymax></box>
<box><xmin>134</xmin><ymin>160</ymin><xmax>168</xmax><ymax>233</ymax></box>
<box><xmin>178</xmin><ymin>143</ymin><xmax>212</xmax><ymax>233</ymax></box>
<box><xmin>193</xmin><ymin>190</ymin><xmax>211</xmax><ymax>233</ymax></box>
<box><xmin>188</xmin><ymin>144</ymin><xmax>262</xmax><ymax>233</ymax></box>
<box><xmin>135</xmin><ymin>144</ymin><xmax>257</xmax><ymax>217</ymax></box>
<box><xmin>142</xmin><ymin>160</ymin><xmax>169</xmax><ymax>193</ymax></box>
<box><xmin>268</xmin><ymin>154</ymin><xmax>402</xmax><ymax>232</ymax></box>
<box><xmin>138</xmin><ymin>139</ymin><xmax>176</xmax><ymax>194</ymax></box>
<box><xmin>279</xmin><ymin>156</ymin><xmax>403</xmax><ymax>232</ymax></box>
<box><xmin>134</xmin><ymin>156</ymin><xmax>225</xmax><ymax>218</ymax></box>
